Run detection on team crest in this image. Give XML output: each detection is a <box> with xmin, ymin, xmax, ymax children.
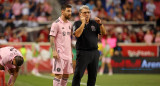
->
<box><xmin>91</xmin><ymin>25</ymin><xmax>96</xmax><ymax>31</ymax></box>
<box><xmin>63</xmin><ymin>31</ymin><xmax>66</xmax><ymax>36</ymax></box>
<box><xmin>67</xmin><ymin>32</ymin><xmax>71</xmax><ymax>35</ymax></box>
<box><xmin>57</xmin><ymin>68</ymin><xmax>61</xmax><ymax>72</ymax></box>
<box><xmin>62</xmin><ymin>27</ymin><xmax>64</xmax><ymax>29</ymax></box>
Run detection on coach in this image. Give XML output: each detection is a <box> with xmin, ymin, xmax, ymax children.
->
<box><xmin>72</xmin><ymin>5</ymin><xmax>106</xmax><ymax>86</ymax></box>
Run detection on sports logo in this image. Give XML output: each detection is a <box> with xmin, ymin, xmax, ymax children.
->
<box><xmin>62</xmin><ymin>27</ymin><xmax>64</xmax><ymax>29</ymax></box>
<box><xmin>58</xmin><ymin>50</ymin><xmax>60</xmax><ymax>53</ymax></box>
<box><xmin>67</xmin><ymin>32</ymin><xmax>71</xmax><ymax>35</ymax></box>
<box><xmin>63</xmin><ymin>31</ymin><xmax>66</xmax><ymax>36</ymax></box>
<box><xmin>57</xmin><ymin>68</ymin><xmax>61</xmax><ymax>72</ymax></box>
<box><xmin>91</xmin><ymin>25</ymin><xmax>96</xmax><ymax>31</ymax></box>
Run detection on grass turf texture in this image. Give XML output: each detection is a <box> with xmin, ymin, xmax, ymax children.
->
<box><xmin>5</xmin><ymin>74</ymin><xmax>160</xmax><ymax>86</ymax></box>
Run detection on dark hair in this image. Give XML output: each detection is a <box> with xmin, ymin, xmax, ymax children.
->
<box><xmin>61</xmin><ymin>4</ymin><xmax>72</xmax><ymax>10</ymax></box>
<box><xmin>14</xmin><ymin>56</ymin><xmax>24</xmax><ymax>66</ymax></box>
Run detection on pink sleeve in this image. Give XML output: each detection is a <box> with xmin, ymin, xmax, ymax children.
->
<box><xmin>49</xmin><ymin>23</ymin><xmax>59</xmax><ymax>36</ymax></box>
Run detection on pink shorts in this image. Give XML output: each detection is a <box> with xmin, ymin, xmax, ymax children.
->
<box><xmin>102</xmin><ymin>57</ymin><xmax>111</xmax><ymax>63</ymax></box>
<box><xmin>52</xmin><ymin>58</ymin><xmax>73</xmax><ymax>74</ymax></box>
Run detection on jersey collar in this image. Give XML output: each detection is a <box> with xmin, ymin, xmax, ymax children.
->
<box><xmin>59</xmin><ymin>17</ymin><xmax>69</xmax><ymax>23</ymax></box>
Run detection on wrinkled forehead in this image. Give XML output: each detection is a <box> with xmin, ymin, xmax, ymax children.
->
<box><xmin>81</xmin><ymin>8</ymin><xmax>90</xmax><ymax>12</ymax></box>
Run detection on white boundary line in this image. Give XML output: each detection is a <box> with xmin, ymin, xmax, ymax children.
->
<box><xmin>36</xmin><ymin>74</ymin><xmax>100</xmax><ymax>86</ymax></box>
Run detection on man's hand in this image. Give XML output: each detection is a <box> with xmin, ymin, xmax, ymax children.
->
<box><xmin>94</xmin><ymin>17</ymin><xmax>102</xmax><ymax>24</ymax></box>
<box><xmin>53</xmin><ymin>50</ymin><xmax>59</xmax><ymax>59</ymax></box>
<box><xmin>80</xmin><ymin>15</ymin><xmax>86</xmax><ymax>24</ymax></box>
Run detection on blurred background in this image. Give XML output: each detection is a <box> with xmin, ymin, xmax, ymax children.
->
<box><xmin>0</xmin><ymin>0</ymin><xmax>160</xmax><ymax>86</ymax></box>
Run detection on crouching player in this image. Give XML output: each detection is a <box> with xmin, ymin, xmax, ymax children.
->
<box><xmin>0</xmin><ymin>47</ymin><xmax>24</xmax><ymax>86</ymax></box>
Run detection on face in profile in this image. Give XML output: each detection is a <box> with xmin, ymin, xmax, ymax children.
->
<box><xmin>63</xmin><ymin>8</ymin><xmax>72</xmax><ymax>19</ymax></box>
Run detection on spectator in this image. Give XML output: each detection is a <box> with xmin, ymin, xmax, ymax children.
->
<box><xmin>125</xmin><ymin>10</ymin><xmax>132</xmax><ymax>21</ymax></box>
<box><xmin>144</xmin><ymin>30</ymin><xmax>153</xmax><ymax>45</ymax></box>
<box><xmin>91</xmin><ymin>7</ymin><xmax>98</xmax><ymax>19</ymax></box>
<box><xmin>21</xmin><ymin>0</ymin><xmax>30</xmax><ymax>20</ymax></box>
<box><xmin>129</xmin><ymin>31</ymin><xmax>137</xmax><ymax>43</ymax></box>
<box><xmin>155</xmin><ymin>32</ymin><xmax>160</xmax><ymax>44</ymax></box>
<box><xmin>9</xmin><ymin>33</ymin><xmax>20</xmax><ymax>42</ymax></box>
<box><xmin>133</xmin><ymin>6</ymin><xmax>144</xmax><ymax>21</ymax></box>
<box><xmin>136</xmin><ymin>28</ymin><xmax>144</xmax><ymax>42</ymax></box>
<box><xmin>117</xmin><ymin>33</ymin><xmax>123</xmax><ymax>42</ymax></box>
<box><xmin>86</xmin><ymin>0</ymin><xmax>95</xmax><ymax>10</ymax></box>
<box><xmin>98</xmin><ymin>8</ymin><xmax>108</xmax><ymax>22</ymax></box>
<box><xmin>12</xmin><ymin>0</ymin><xmax>22</xmax><ymax>20</ymax></box>
<box><xmin>108</xmin><ymin>8</ymin><xmax>116</xmax><ymax>20</ymax></box>
<box><xmin>121</xmin><ymin>27</ymin><xmax>128</xmax><ymax>41</ymax></box>
<box><xmin>38</xmin><ymin>33</ymin><xmax>47</xmax><ymax>42</ymax></box>
<box><xmin>29</xmin><ymin>0</ymin><xmax>37</xmax><ymax>13</ymax></box>
<box><xmin>114</xmin><ymin>13</ymin><xmax>125</xmax><ymax>22</ymax></box>
<box><xmin>146</xmin><ymin>0</ymin><xmax>156</xmax><ymax>21</ymax></box>
<box><xmin>95</xmin><ymin>0</ymin><xmax>102</xmax><ymax>11</ymax></box>
<box><xmin>133</xmin><ymin>0</ymin><xmax>141</xmax><ymax>10</ymax></box>
<box><xmin>39</xmin><ymin>25</ymin><xmax>49</xmax><ymax>42</ymax></box>
<box><xmin>4</xmin><ymin>26</ymin><xmax>12</xmax><ymax>41</ymax></box>
<box><xmin>37</xmin><ymin>12</ymin><xmax>47</xmax><ymax>23</ymax></box>
<box><xmin>43</xmin><ymin>1</ymin><xmax>52</xmax><ymax>17</ymax></box>
<box><xmin>124</xmin><ymin>35</ymin><xmax>131</xmax><ymax>43</ymax></box>
<box><xmin>0</xmin><ymin>34</ymin><xmax>7</xmax><ymax>44</ymax></box>
<box><xmin>76</xmin><ymin>0</ymin><xmax>83</xmax><ymax>11</ymax></box>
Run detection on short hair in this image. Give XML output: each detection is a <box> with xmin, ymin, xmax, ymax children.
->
<box><xmin>61</xmin><ymin>4</ymin><xmax>72</xmax><ymax>10</ymax></box>
<box><xmin>79</xmin><ymin>5</ymin><xmax>89</xmax><ymax>12</ymax></box>
<box><xmin>14</xmin><ymin>56</ymin><xmax>24</xmax><ymax>66</ymax></box>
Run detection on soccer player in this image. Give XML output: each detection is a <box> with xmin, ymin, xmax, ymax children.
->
<box><xmin>72</xmin><ymin>5</ymin><xmax>106</xmax><ymax>86</ymax></box>
<box><xmin>49</xmin><ymin>4</ymin><xmax>73</xmax><ymax>86</ymax></box>
<box><xmin>0</xmin><ymin>46</ymin><xmax>24</xmax><ymax>86</ymax></box>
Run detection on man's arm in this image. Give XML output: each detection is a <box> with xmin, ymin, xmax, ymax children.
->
<box><xmin>94</xmin><ymin>17</ymin><xmax>106</xmax><ymax>35</ymax></box>
<box><xmin>74</xmin><ymin>16</ymin><xmax>86</xmax><ymax>37</ymax></box>
<box><xmin>99</xmin><ymin>24</ymin><xmax>106</xmax><ymax>35</ymax></box>
<box><xmin>7</xmin><ymin>67</ymin><xmax>20</xmax><ymax>86</ymax></box>
<box><xmin>50</xmin><ymin>36</ymin><xmax>59</xmax><ymax>59</ymax></box>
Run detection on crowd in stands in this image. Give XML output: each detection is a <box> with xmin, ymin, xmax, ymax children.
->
<box><xmin>0</xmin><ymin>0</ymin><xmax>160</xmax><ymax>44</ymax></box>
<box><xmin>61</xmin><ymin>0</ymin><xmax>160</xmax><ymax>44</ymax></box>
<box><xmin>0</xmin><ymin>0</ymin><xmax>52</xmax><ymax>42</ymax></box>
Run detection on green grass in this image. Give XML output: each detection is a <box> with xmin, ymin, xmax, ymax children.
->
<box><xmin>5</xmin><ymin>74</ymin><xmax>160</xmax><ymax>86</ymax></box>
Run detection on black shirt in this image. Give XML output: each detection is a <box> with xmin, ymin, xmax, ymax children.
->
<box><xmin>73</xmin><ymin>20</ymin><xmax>100</xmax><ymax>50</ymax></box>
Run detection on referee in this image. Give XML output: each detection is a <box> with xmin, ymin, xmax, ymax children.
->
<box><xmin>72</xmin><ymin>5</ymin><xmax>106</xmax><ymax>86</ymax></box>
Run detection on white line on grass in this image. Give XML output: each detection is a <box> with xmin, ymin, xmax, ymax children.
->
<box><xmin>16</xmin><ymin>80</ymin><xmax>34</xmax><ymax>86</ymax></box>
<box><xmin>36</xmin><ymin>74</ymin><xmax>100</xmax><ymax>86</ymax></box>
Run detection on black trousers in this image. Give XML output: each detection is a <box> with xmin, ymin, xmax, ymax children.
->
<box><xmin>72</xmin><ymin>50</ymin><xmax>100</xmax><ymax>86</ymax></box>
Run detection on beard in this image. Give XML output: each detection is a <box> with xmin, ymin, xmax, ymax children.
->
<box><xmin>65</xmin><ymin>15</ymin><xmax>71</xmax><ymax>20</ymax></box>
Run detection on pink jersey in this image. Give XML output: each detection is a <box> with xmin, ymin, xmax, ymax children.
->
<box><xmin>0</xmin><ymin>47</ymin><xmax>22</xmax><ymax>70</ymax></box>
<box><xmin>50</xmin><ymin>17</ymin><xmax>72</xmax><ymax>61</ymax></box>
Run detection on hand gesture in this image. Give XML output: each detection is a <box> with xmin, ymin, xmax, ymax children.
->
<box><xmin>94</xmin><ymin>17</ymin><xmax>101</xmax><ymax>24</ymax></box>
<box><xmin>53</xmin><ymin>50</ymin><xmax>59</xmax><ymax>59</ymax></box>
<box><xmin>80</xmin><ymin>15</ymin><xmax>86</xmax><ymax>23</ymax></box>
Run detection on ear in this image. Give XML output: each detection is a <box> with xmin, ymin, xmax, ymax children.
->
<box><xmin>61</xmin><ymin>10</ymin><xmax>64</xmax><ymax>15</ymax></box>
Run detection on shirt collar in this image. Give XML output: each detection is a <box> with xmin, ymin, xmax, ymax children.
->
<box><xmin>59</xmin><ymin>17</ymin><xmax>69</xmax><ymax>23</ymax></box>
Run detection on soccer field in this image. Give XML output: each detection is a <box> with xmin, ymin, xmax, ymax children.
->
<box><xmin>5</xmin><ymin>74</ymin><xmax>160</xmax><ymax>86</ymax></box>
